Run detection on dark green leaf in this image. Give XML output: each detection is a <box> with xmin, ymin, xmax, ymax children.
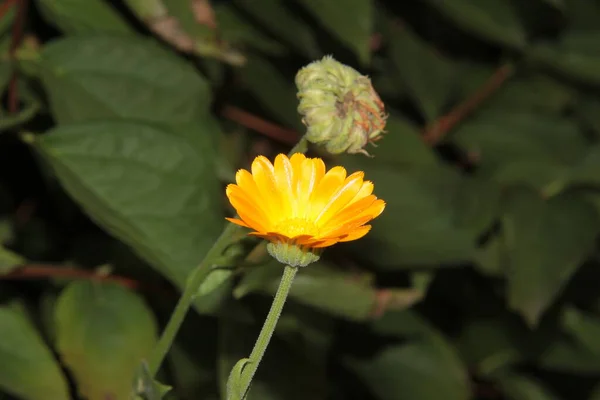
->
<box><xmin>564</xmin><ymin>0</ymin><xmax>600</xmax><ymax>30</ymax></box>
<box><xmin>216</xmin><ymin>5</ymin><xmax>287</xmax><ymax>55</ymax></box>
<box><xmin>561</xmin><ymin>307</ymin><xmax>600</xmax><ymax>356</ymax></box>
<box><xmin>55</xmin><ymin>281</ymin><xmax>158</xmax><ymax>400</ymax></box>
<box><xmin>422</xmin><ymin>0</ymin><xmax>526</xmax><ymax>49</ymax></box>
<box><xmin>345</xmin><ymin>338</ymin><xmax>470</xmax><ymax>400</ymax></box>
<box><xmin>240</xmin><ymin>55</ymin><xmax>302</xmax><ymax>130</ymax></box>
<box><xmin>355</xmin><ymin>114</ymin><xmax>437</xmax><ymax>167</ymax></box>
<box><xmin>388</xmin><ymin>24</ymin><xmax>456</xmax><ymax>122</ymax></box>
<box><xmin>452</xmin><ymin>112</ymin><xmax>587</xmax><ymax>172</ymax></box>
<box><xmin>297</xmin><ymin>0</ymin><xmax>372</xmax><ymax>64</ymax></box>
<box><xmin>39</xmin><ymin>35</ymin><xmax>211</xmax><ymax>124</ymax></box>
<box><xmin>496</xmin><ymin>373</ymin><xmax>561</xmax><ymax>400</ymax></box>
<box><xmin>235</xmin><ymin>261</ymin><xmax>390</xmax><ymax>321</ymax></box>
<box><xmin>503</xmin><ymin>188</ymin><xmax>600</xmax><ymax>326</ymax></box>
<box><xmin>38</xmin><ymin>0</ymin><xmax>132</xmax><ymax>34</ymax></box>
<box><xmin>530</xmin><ymin>31</ymin><xmax>600</xmax><ymax>85</ymax></box>
<box><xmin>235</xmin><ymin>0</ymin><xmax>319</xmax><ymax>58</ymax></box>
<box><xmin>340</xmin><ymin>161</ymin><xmax>477</xmax><ymax>268</ymax></box>
<box><xmin>0</xmin><ymin>246</ymin><xmax>23</xmax><ymax>274</ymax></box>
<box><xmin>0</xmin><ymin>306</ymin><xmax>70</xmax><ymax>400</ymax></box>
<box><xmin>456</xmin><ymin>318</ymin><xmax>522</xmax><ymax>375</ymax></box>
<box><xmin>32</xmin><ymin>120</ymin><xmax>222</xmax><ymax>287</ymax></box>
<box><xmin>539</xmin><ymin>338</ymin><xmax>600</xmax><ymax>374</ymax></box>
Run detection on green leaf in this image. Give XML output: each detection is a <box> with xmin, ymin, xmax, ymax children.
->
<box><xmin>561</xmin><ymin>307</ymin><xmax>600</xmax><ymax>356</ymax></box>
<box><xmin>234</xmin><ymin>260</ymin><xmax>421</xmax><ymax>321</ymax></box>
<box><xmin>422</xmin><ymin>0</ymin><xmax>526</xmax><ymax>49</ymax></box>
<box><xmin>590</xmin><ymin>382</ymin><xmax>600</xmax><ymax>400</ymax></box>
<box><xmin>345</xmin><ymin>338</ymin><xmax>470</xmax><ymax>400</ymax></box>
<box><xmin>216</xmin><ymin>5</ymin><xmax>287</xmax><ymax>56</ymax></box>
<box><xmin>38</xmin><ymin>35</ymin><xmax>211</xmax><ymax>124</ymax></box>
<box><xmin>55</xmin><ymin>281</ymin><xmax>158</xmax><ymax>400</ymax></box>
<box><xmin>197</xmin><ymin>268</ymin><xmax>234</xmax><ymax>297</ymax></box>
<box><xmin>564</xmin><ymin>0</ymin><xmax>600</xmax><ymax>30</ymax></box>
<box><xmin>456</xmin><ymin>318</ymin><xmax>522</xmax><ymax>376</ymax></box>
<box><xmin>340</xmin><ymin>162</ymin><xmax>477</xmax><ymax>268</ymax></box>
<box><xmin>0</xmin><ymin>306</ymin><xmax>70</xmax><ymax>400</ymax></box>
<box><xmin>503</xmin><ymin>188</ymin><xmax>600</xmax><ymax>326</ymax></box>
<box><xmin>539</xmin><ymin>338</ymin><xmax>600</xmax><ymax>374</ymax></box>
<box><xmin>452</xmin><ymin>112</ymin><xmax>587</xmax><ymax>173</ymax></box>
<box><xmin>31</xmin><ymin>120</ymin><xmax>222</xmax><ymax>287</ymax></box>
<box><xmin>234</xmin><ymin>0</ymin><xmax>319</xmax><ymax>58</ymax></box>
<box><xmin>478</xmin><ymin>74</ymin><xmax>574</xmax><ymax>114</ymax></box>
<box><xmin>355</xmin><ymin>114</ymin><xmax>437</xmax><ymax>167</ymax></box>
<box><xmin>240</xmin><ymin>55</ymin><xmax>303</xmax><ymax>130</ymax></box>
<box><xmin>496</xmin><ymin>373</ymin><xmax>561</xmax><ymax>400</ymax></box>
<box><xmin>219</xmin><ymin>309</ymin><xmax>328</xmax><ymax>400</ymax></box>
<box><xmin>297</xmin><ymin>0</ymin><xmax>372</xmax><ymax>64</ymax></box>
<box><xmin>388</xmin><ymin>24</ymin><xmax>456</xmax><ymax>122</ymax></box>
<box><xmin>530</xmin><ymin>31</ymin><xmax>600</xmax><ymax>86</ymax></box>
<box><xmin>38</xmin><ymin>0</ymin><xmax>133</xmax><ymax>34</ymax></box>
<box><xmin>133</xmin><ymin>362</ymin><xmax>171</xmax><ymax>400</ymax></box>
<box><xmin>0</xmin><ymin>246</ymin><xmax>24</xmax><ymax>274</ymax></box>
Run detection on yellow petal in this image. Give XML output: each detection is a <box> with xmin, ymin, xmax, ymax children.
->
<box><xmin>314</xmin><ymin>171</ymin><xmax>364</xmax><ymax>225</ymax></box>
<box><xmin>295</xmin><ymin>157</ymin><xmax>325</xmax><ymax>217</ymax></box>
<box><xmin>273</xmin><ymin>154</ymin><xmax>295</xmax><ymax>217</ymax></box>
<box><xmin>321</xmin><ymin>195</ymin><xmax>377</xmax><ymax>229</ymax></box>
<box><xmin>251</xmin><ymin>156</ymin><xmax>282</xmax><ymax>218</ymax></box>
<box><xmin>339</xmin><ymin>225</ymin><xmax>371</xmax><ymax>242</ymax></box>
<box><xmin>308</xmin><ymin>166</ymin><xmax>346</xmax><ymax>220</ymax></box>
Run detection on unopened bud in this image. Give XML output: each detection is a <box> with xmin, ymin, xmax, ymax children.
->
<box><xmin>295</xmin><ymin>56</ymin><xmax>387</xmax><ymax>155</ymax></box>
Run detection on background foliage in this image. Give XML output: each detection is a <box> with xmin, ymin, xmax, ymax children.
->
<box><xmin>1</xmin><ymin>0</ymin><xmax>600</xmax><ymax>399</ymax></box>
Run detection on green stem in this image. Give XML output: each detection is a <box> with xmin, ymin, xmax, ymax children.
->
<box><xmin>147</xmin><ymin>222</ymin><xmax>239</xmax><ymax>376</ymax></box>
<box><xmin>232</xmin><ymin>265</ymin><xmax>298</xmax><ymax>400</ymax></box>
<box><xmin>146</xmin><ymin>138</ymin><xmax>309</xmax><ymax>377</ymax></box>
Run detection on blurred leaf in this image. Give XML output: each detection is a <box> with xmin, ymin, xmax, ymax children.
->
<box><xmin>240</xmin><ymin>55</ymin><xmax>302</xmax><ymax>130</ymax></box>
<box><xmin>32</xmin><ymin>120</ymin><xmax>222</xmax><ymax>287</ymax></box>
<box><xmin>55</xmin><ymin>281</ymin><xmax>158</xmax><ymax>400</ymax></box>
<box><xmin>474</xmin><ymin>235</ymin><xmax>505</xmax><ymax>277</ymax></box>
<box><xmin>496</xmin><ymin>373</ymin><xmax>561</xmax><ymax>400</ymax></box>
<box><xmin>575</xmin><ymin>96</ymin><xmax>600</xmax><ymax>139</ymax></box>
<box><xmin>568</xmin><ymin>144</ymin><xmax>600</xmax><ymax>186</ymax></box>
<box><xmin>422</xmin><ymin>0</ymin><xmax>526</xmax><ymax>49</ymax></box>
<box><xmin>219</xmin><ymin>310</ymin><xmax>327</xmax><ymax>400</ymax></box>
<box><xmin>479</xmin><ymin>74</ymin><xmax>574</xmax><ymax>114</ymax></box>
<box><xmin>452</xmin><ymin>112</ymin><xmax>587</xmax><ymax>173</ymax></box>
<box><xmin>39</xmin><ymin>35</ymin><xmax>211</xmax><ymax>124</ymax></box>
<box><xmin>359</xmin><ymin>114</ymin><xmax>437</xmax><ymax>167</ymax></box>
<box><xmin>0</xmin><ymin>306</ymin><xmax>70</xmax><ymax>400</ymax></box>
<box><xmin>388</xmin><ymin>24</ymin><xmax>456</xmax><ymax>122</ymax></box>
<box><xmin>235</xmin><ymin>0</ymin><xmax>319</xmax><ymax>58</ymax></box>
<box><xmin>531</xmin><ymin>31</ymin><xmax>600</xmax><ymax>85</ymax></box>
<box><xmin>540</xmin><ymin>0</ymin><xmax>564</xmax><ymax>11</ymax></box>
<box><xmin>297</xmin><ymin>0</ymin><xmax>372</xmax><ymax>64</ymax></box>
<box><xmin>564</xmin><ymin>0</ymin><xmax>600</xmax><ymax>30</ymax></box>
<box><xmin>590</xmin><ymin>382</ymin><xmax>600</xmax><ymax>400</ymax></box>
<box><xmin>539</xmin><ymin>338</ymin><xmax>600</xmax><ymax>374</ymax></box>
<box><xmin>345</xmin><ymin>338</ymin><xmax>470</xmax><ymax>400</ymax></box>
<box><xmin>198</xmin><ymin>268</ymin><xmax>234</xmax><ymax>296</ymax></box>
<box><xmin>38</xmin><ymin>0</ymin><xmax>133</xmax><ymax>34</ymax></box>
<box><xmin>133</xmin><ymin>362</ymin><xmax>171</xmax><ymax>400</ymax></box>
<box><xmin>503</xmin><ymin>188</ymin><xmax>600</xmax><ymax>326</ymax></box>
<box><xmin>561</xmin><ymin>307</ymin><xmax>600</xmax><ymax>356</ymax></box>
<box><xmin>341</xmin><ymin>161</ymin><xmax>478</xmax><ymax>268</ymax></box>
<box><xmin>216</xmin><ymin>5</ymin><xmax>287</xmax><ymax>55</ymax></box>
<box><xmin>0</xmin><ymin>246</ymin><xmax>23</xmax><ymax>274</ymax></box>
<box><xmin>234</xmin><ymin>260</ymin><xmax>421</xmax><ymax>321</ymax></box>
<box><xmin>456</xmin><ymin>318</ymin><xmax>522</xmax><ymax>376</ymax></box>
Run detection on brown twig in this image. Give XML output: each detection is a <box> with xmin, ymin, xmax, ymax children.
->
<box><xmin>3</xmin><ymin>264</ymin><xmax>150</xmax><ymax>291</ymax></box>
<box><xmin>422</xmin><ymin>63</ymin><xmax>514</xmax><ymax>145</ymax></box>
<box><xmin>8</xmin><ymin>0</ymin><xmax>28</xmax><ymax>114</ymax></box>
<box><xmin>222</xmin><ymin>105</ymin><xmax>299</xmax><ymax>145</ymax></box>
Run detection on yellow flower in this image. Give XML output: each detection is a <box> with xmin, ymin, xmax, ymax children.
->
<box><xmin>225</xmin><ymin>153</ymin><xmax>385</xmax><ymax>267</ymax></box>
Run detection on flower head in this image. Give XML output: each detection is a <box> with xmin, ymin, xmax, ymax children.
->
<box><xmin>226</xmin><ymin>153</ymin><xmax>385</xmax><ymax>267</ymax></box>
<box><xmin>295</xmin><ymin>55</ymin><xmax>387</xmax><ymax>155</ymax></box>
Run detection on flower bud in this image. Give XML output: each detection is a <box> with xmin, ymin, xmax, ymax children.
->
<box><xmin>295</xmin><ymin>56</ymin><xmax>387</xmax><ymax>155</ymax></box>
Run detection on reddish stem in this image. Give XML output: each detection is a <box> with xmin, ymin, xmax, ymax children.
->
<box><xmin>8</xmin><ymin>0</ymin><xmax>28</xmax><ymax>114</ymax></box>
<box><xmin>222</xmin><ymin>105</ymin><xmax>299</xmax><ymax>145</ymax></box>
